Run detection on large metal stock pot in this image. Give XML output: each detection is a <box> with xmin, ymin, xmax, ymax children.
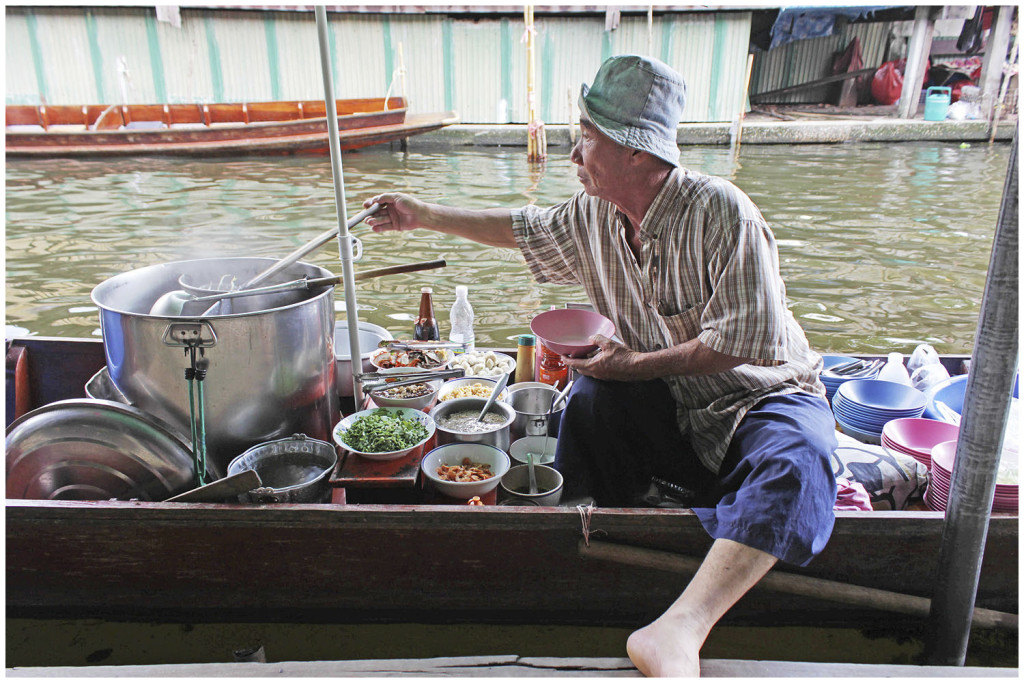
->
<box><xmin>91</xmin><ymin>257</ymin><xmax>339</xmax><ymax>476</ymax></box>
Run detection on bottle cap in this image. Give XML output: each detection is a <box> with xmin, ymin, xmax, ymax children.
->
<box><xmin>455</xmin><ymin>285</ymin><xmax>468</xmax><ymax>296</ymax></box>
<box><xmin>517</xmin><ymin>334</ymin><xmax>536</xmax><ymax>346</ymax></box>
<box><xmin>421</xmin><ymin>286</ymin><xmax>432</xmax><ymax>294</ymax></box>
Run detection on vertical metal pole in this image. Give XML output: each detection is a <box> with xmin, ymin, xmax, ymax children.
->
<box><xmin>926</xmin><ymin>131</ymin><xmax>1018</xmax><ymax>664</ymax></box>
<box><xmin>315</xmin><ymin>6</ymin><xmax>364</xmax><ymax>407</ymax></box>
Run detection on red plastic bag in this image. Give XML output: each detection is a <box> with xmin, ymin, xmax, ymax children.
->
<box><xmin>871</xmin><ymin>61</ymin><xmax>903</xmax><ymax>105</ymax></box>
<box><xmin>872</xmin><ymin>59</ymin><xmax>931</xmax><ymax>106</ymax></box>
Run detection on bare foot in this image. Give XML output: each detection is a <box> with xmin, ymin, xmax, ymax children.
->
<box><xmin>626</xmin><ymin>616</ymin><xmax>701</xmax><ymax>677</ymax></box>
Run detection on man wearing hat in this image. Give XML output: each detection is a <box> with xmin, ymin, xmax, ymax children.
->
<box><xmin>364</xmin><ymin>55</ymin><xmax>837</xmax><ymax>677</ymax></box>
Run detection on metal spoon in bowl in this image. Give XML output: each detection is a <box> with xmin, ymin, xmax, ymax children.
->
<box><xmin>547</xmin><ymin>379</ymin><xmax>575</xmax><ymax>415</ymax></box>
<box><xmin>477</xmin><ymin>373</ymin><xmax>509</xmax><ymax>424</ymax></box>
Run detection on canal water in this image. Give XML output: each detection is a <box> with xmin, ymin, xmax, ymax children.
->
<box><xmin>5</xmin><ymin>141</ymin><xmax>1011</xmax><ymax>354</ymax></box>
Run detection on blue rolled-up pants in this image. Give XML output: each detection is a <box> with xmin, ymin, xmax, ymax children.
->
<box><xmin>554</xmin><ymin>376</ymin><xmax>837</xmax><ymax>567</ymax></box>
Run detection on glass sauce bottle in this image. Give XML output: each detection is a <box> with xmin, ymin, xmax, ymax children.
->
<box><xmin>413</xmin><ymin>286</ymin><xmax>440</xmax><ymax>341</ymax></box>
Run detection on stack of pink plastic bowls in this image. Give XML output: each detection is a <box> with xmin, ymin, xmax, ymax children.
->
<box><xmin>881</xmin><ymin>417</ymin><xmax>960</xmax><ymax>468</ymax></box>
<box><xmin>924</xmin><ymin>440</ymin><xmax>1018</xmax><ymax>513</ymax></box>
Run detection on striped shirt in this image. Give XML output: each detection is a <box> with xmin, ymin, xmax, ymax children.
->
<box><xmin>510</xmin><ymin>166</ymin><xmax>825</xmax><ymax>473</ymax></box>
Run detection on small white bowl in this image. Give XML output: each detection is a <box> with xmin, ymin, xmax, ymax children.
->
<box><xmin>421</xmin><ymin>442</ymin><xmax>511</xmax><ymax>499</ymax></box>
<box><xmin>333</xmin><ymin>407</ymin><xmax>435</xmax><ymax>460</ymax></box>
<box><xmin>438</xmin><ymin>376</ymin><xmax>511</xmax><ymax>403</ymax></box>
<box><xmin>509</xmin><ymin>436</ymin><xmax>557</xmax><ymax>466</ymax></box>
<box><xmin>500</xmin><ymin>464</ymin><xmax>564</xmax><ymax>505</ymax></box>
<box><xmin>368</xmin><ymin>379</ymin><xmax>442</xmax><ymax>411</ymax></box>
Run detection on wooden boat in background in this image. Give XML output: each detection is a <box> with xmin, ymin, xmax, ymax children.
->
<box><xmin>5</xmin><ymin>97</ymin><xmax>458</xmax><ymax>157</ymax></box>
<box><xmin>4</xmin><ymin>336</ymin><xmax>1018</xmax><ymax>630</ymax></box>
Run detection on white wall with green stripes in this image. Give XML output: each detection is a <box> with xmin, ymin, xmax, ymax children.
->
<box><xmin>5</xmin><ymin>6</ymin><xmax>753</xmax><ymax>124</ymax></box>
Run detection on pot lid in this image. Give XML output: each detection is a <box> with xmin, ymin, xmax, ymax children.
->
<box><xmin>6</xmin><ymin>399</ymin><xmax>196</xmax><ymax>501</ymax></box>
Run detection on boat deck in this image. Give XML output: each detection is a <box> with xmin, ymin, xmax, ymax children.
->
<box><xmin>7</xmin><ymin>655</ymin><xmax>1018</xmax><ymax>677</ymax></box>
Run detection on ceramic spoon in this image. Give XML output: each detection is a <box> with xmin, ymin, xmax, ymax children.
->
<box><xmin>527</xmin><ymin>451</ymin><xmax>539</xmax><ymax>495</ymax></box>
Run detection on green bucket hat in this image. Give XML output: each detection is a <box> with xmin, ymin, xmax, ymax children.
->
<box><xmin>579</xmin><ymin>55</ymin><xmax>686</xmax><ymax>167</ymax></box>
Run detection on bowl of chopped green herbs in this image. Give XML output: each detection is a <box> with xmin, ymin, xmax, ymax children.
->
<box><xmin>333</xmin><ymin>407</ymin><xmax>435</xmax><ymax>461</ymax></box>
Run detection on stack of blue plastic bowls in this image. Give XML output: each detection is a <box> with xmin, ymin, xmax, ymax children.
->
<box><xmin>820</xmin><ymin>354</ymin><xmax>880</xmax><ymax>404</ymax></box>
<box><xmin>832</xmin><ymin>379</ymin><xmax>927</xmax><ymax>444</ymax></box>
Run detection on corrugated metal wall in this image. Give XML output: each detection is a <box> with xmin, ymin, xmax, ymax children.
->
<box><xmin>751</xmin><ymin>21</ymin><xmax>901</xmax><ymax>104</ymax></box>
<box><xmin>5</xmin><ymin>6</ymin><xmax>752</xmax><ymax>123</ymax></box>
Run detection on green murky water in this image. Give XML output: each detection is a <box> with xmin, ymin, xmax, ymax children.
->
<box><xmin>5</xmin><ymin>142</ymin><xmax>1011</xmax><ymax>353</ymax></box>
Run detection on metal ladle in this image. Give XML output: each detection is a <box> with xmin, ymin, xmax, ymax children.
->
<box><xmin>476</xmin><ymin>373</ymin><xmax>509</xmax><ymax>424</ymax></box>
<box><xmin>152</xmin><ymin>258</ymin><xmax>446</xmax><ymax>317</ymax></box>
<box><xmin>547</xmin><ymin>379</ymin><xmax>574</xmax><ymax>415</ymax></box>
<box><xmin>149</xmin><ymin>203</ymin><xmax>380</xmax><ymax>317</ymax></box>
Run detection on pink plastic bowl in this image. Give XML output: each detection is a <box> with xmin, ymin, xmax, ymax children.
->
<box><xmin>530</xmin><ymin>309</ymin><xmax>616</xmax><ymax>358</ymax></box>
<box><xmin>931</xmin><ymin>440</ymin><xmax>958</xmax><ymax>473</ymax></box>
<box><xmin>882</xmin><ymin>418</ymin><xmax>960</xmax><ymax>456</ymax></box>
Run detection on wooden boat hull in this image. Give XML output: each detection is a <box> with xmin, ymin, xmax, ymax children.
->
<box><xmin>6</xmin><ymin>98</ymin><xmax>457</xmax><ymax>157</ymax></box>
<box><xmin>4</xmin><ymin>337</ymin><xmax>1018</xmax><ymax>627</ymax></box>
<box><xmin>5</xmin><ymin>499</ymin><xmax>1017</xmax><ymax>627</ymax></box>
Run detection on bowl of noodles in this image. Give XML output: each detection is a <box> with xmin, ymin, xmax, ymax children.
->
<box><xmin>420</xmin><ymin>442</ymin><xmax>510</xmax><ymax>499</ymax></box>
<box><xmin>437</xmin><ymin>377</ymin><xmax>510</xmax><ymax>403</ymax></box>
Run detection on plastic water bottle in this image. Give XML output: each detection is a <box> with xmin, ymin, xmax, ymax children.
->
<box><xmin>449</xmin><ymin>285</ymin><xmax>475</xmax><ymax>352</ymax></box>
<box><xmin>878</xmin><ymin>352</ymin><xmax>912</xmax><ymax>386</ymax></box>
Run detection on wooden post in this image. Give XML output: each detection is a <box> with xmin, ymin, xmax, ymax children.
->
<box><xmin>926</xmin><ymin>130</ymin><xmax>1019</xmax><ymax>664</ymax></box>
<box><xmin>398</xmin><ymin>42</ymin><xmax>407</xmax><ymax>99</ymax></box>
<box><xmin>578</xmin><ymin>540</ymin><xmax>1018</xmax><ymax>630</ymax></box>
<box><xmin>734</xmin><ymin>52</ymin><xmax>755</xmax><ymax>150</ymax></box>
<box><xmin>524</xmin><ymin>5</ymin><xmax>546</xmax><ymax>161</ymax></box>
<box><xmin>979</xmin><ymin>6</ymin><xmax>1015</xmax><ymax>123</ymax></box>
<box><xmin>897</xmin><ymin>6</ymin><xmax>936</xmax><ymax>119</ymax></box>
<box><xmin>568</xmin><ymin>87</ymin><xmax>577</xmax><ymax>144</ymax></box>
<box><xmin>988</xmin><ymin>35</ymin><xmax>1017</xmax><ymax>145</ymax></box>
<box><xmin>647</xmin><ymin>5</ymin><xmax>654</xmax><ymax>56</ymax></box>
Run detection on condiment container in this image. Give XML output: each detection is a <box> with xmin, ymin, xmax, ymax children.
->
<box><xmin>515</xmin><ymin>334</ymin><xmax>536</xmax><ymax>384</ymax></box>
<box><xmin>414</xmin><ymin>286</ymin><xmax>440</xmax><ymax>341</ymax></box>
<box><xmin>537</xmin><ymin>344</ymin><xmax>568</xmax><ymax>389</ymax></box>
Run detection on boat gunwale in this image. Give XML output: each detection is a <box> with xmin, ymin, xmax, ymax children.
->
<box><xmin>5</xmin><ymin>97</ymin><xmax>408</xmax><ymax>129</ymax></box>
<box><xmin>5</xmin><ymin>107</ymin><xmax>408</xmax><ymax>139</ymax></box>
<box><xmin>7</xmin><ymin>498</ymin><xmax>1015</xmax><ymax>531</ymax></box>
<box><xmin>4</xmin><ymin>112</ymin><xmax>458</xmax><ymax>157</ymax></box>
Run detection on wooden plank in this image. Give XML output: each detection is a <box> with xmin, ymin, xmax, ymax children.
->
<box><xmin>331</xmin><ymin>444</ymin><xmax>423</xmax><ymax>489</ymax></box>
<box><xmin>7</xmin><ymin>337</ymin><xmax>105</xmax><ymax>414</ymax></box>
<box><xmin>579</xmin><ymin>540</ymin><xmax>1017</xmax><ymax>630</ymax></box>
<box><xmin>6</xmin><ymin>501</ymin><xmax>1017</xmax><ymax>626</ymax></box>
<box><xmin>6</xmin><ymin>344</ymin><xmax>31</xmax><ymax>424</ymax></box>
<box><xmin>124</xmin><ymin>104</ymin><xmax>170</xmax><ymax>125</ymax></box>
<box><xmin>751</xmin><ymin>68</ymin><xmax>876</xmax><ymax>102</ymax></box>
<box><xmin>6</xmin><ymin>656</ymin><xmax>1017</xmax><ymax>677</ymax></box>
<box><xmin>6</xmin><ymin>105</ymin><xmax>39</xmax><ymax>126</ymax></box>
<box><xmin>39</xmin><ymin>104</ymin><xmax>89</xmax><ymax>126</ymax></box>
